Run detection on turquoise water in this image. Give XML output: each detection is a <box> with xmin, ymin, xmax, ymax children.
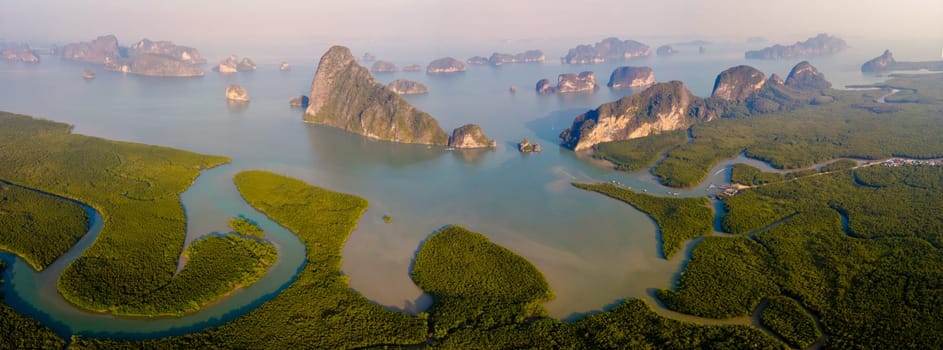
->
<box><xmin>0</xmin><ymin>39</ymin><xmax>918</xmax><ymax>337</ymax></box>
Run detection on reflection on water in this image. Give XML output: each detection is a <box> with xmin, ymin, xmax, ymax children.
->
<box><xmin>226</xmin><ymin>100</ymin><xmax>249</xmax><ymax>113</ymax></box>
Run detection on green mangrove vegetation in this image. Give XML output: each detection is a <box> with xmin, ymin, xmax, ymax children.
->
<box><xmin>228</xmin><ymin>216</ymin><xmax>265</xmax><ymax>238</ymax></box>
<box><xmin>0</xmin><ymin>183</ymin><xmax>89</xmax><ymax>270</ymax></box>
<box><xmin>412</xmin><ymin>225</ymin><xmax>554</xmax><ymax>337</ymax></box>
<box><xmin>0</xmin><ymin>260</ymin><xmax>67</xmax><ymax>349</ymax></box>
<box><xmin>572</xmin><ymin>183</ymin><xmax>712</xmax><ymax>258</ymax></box>
<box><xmin>116</xmin><ymin>233</ymin><xmax>277</xmax><ymax>316</ymax></box>
<box><xmin>658</xmin><ymin>165</ymin><xmax>943</xmax><ymax>348</ymax></box>
<box><xmin>759</xmin><ymin>296</ymin><xmax>821</xmax><ymax>349</ymax></box>
<box><xmin>0</xmin><ymin>112</ymin><xmax>232</xmax><ymax>314</ymax></box>
<box><xmin>71</xmin><ymin>170</ymin><xmax>782</xmax><ymax>349</ymax></box>
<box><xmin>593</xmin><ymin>130</ymin><xmax>687</xmax><ymax>172</ymax></box>
<box><xmin>595</xmin><ymin>80</ymin><xmax>943</xmax><ymax>187</ymax></box>
<box><xmin>730</xmin><ymin>164</ymin><xmax>784</xmax><ymax>186</ymax></box>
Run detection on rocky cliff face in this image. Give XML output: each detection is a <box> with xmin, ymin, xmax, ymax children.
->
<box><xmin>448</xmin><ymin>124</ymin><xmax>495</xmax><ymax>149</ymax></box>
<box><xmin>745</xmin><ymin>33</ymin><xmax>847</xmax><ymax>59</ymax></box>
<box><xmin>607</xmin><ymin>66</ymin><xmax>654</xmax><ymax>89</ymax></box>
<box><xmin>785</xmin><ymin>61</ymin><xmax>831</xmax><ymax>90</ymax></box>
<box><xmin>560</xmin><ymin>81</ymin><xmax>715</xmax><ymax>151</ymax></box>
<box><xmin>304</xmin><ymin>46</ymin><xmax>449</xmax><ymax>145</ymax></box>
<box><xmin>1</xmin><ymin>43</ymin><xmax>39</xmax><ymax>63</ymax></box>
<box><xmin>711</xmin><ymin>65</ymin><xmax>766</xmax><ymax>103</ymax></box>
<box><xmin>536</xmin><ymin>72</ymin><xmax>598</xmax><ymax>93</ymax></box>
<box><xmin>426</xmin><ymin>57</ymin><xmax>465</xmax><ymax>74</ymax></box>
<box><xmin>128</xmin><ymin>39</ymin><xmax>205</xmax><ymax>64</ymax></box>
<box><xmin>371</xmin><ymin>60</ymin><xmax>397</xmax><ymax>73</ymax></box>
<box><xmin>557</xmin><ymin>72</ymin><xmax>597</xmax><ymax>93</ymax></box>
<box><xmin>656</xmin><ymin>45</ymin><xmax>677</xmax><ymax>56</ymax></box>
<box><xmin>61</xmin><ymin>35</ymin><xmax>122</xmax><ymax>64</ymax></box>
<box><xmin>388</xmin><ymin>79</ymin><xmax>428</xmax><ymax>95</ymax></box>
<box><xmin>562</xmin><ymin>37</ymin><xmax>651</xmax><ymax>64</ymax></box>
<box><xmin>226</xmin><ymin>84</ymin><xmax>250</xmax><ymax>101</ymax></box>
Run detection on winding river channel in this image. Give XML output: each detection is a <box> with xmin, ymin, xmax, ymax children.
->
<box><xmin>0</xmin><ymin>40</ymin><xmax>912</xmax><ymax>338</ymax></box>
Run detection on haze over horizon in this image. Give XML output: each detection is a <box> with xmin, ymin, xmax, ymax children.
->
<box><xmin>2</xmin><ymin>0</ymin><xmax>942</xmax><ymax>62</ymax></box>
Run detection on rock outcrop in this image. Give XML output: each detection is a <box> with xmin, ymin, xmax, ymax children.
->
<box><xmin>656</xmin><ymin>45</ymin><xmax>677</xmax><ymax>56</ymax></box>
<box><xmin>862</xmin><ymin>50</ymin><xmax>895</xmax><ymax>73</ymax></box>
<box><xmin>106</xmin><ymin>54</ymin><xmax>205</xmax><ymax>77</ymax></box>
<box><xmin>61</xmin><ymin>35</ymin><xmax>121</xmax><ymax>64</ymax></box>
<box><xmin>82</xmin><ymin>69</ymin><xmax>95</xmax><ymax>79</ymax></box>
<box><xmin>280</xmin><ymin>62</ymin><xmax>291</xmax><ymax>71</ymax></box>
<box><xmin>1</xmin><ymin>43</ymin><xmax>39</xmax><ymax>63</ymax></box>
<box><xmin>216</xmin><ymin>55</ymin><xmax>255</xmax><ymax>73</ymax></box>
<box><xmin>607</xmin><ymin>66</ymin><xmax>654</xmax><ymax>89</ymax></box>
<box><xmin>402</xmin><ymin>64</ymin><xmax>422</xmax><ymax>72</ymax></box>
<box><xmin>387</xmin><ymin>79</ymin><xmax>429</xmax><ymax>95</ymax></box>
<box><xmin>226</xmin><ymin>84</ymin><xmax>250</xmax><ymax>102</ymax></box>
<box><xmin>448</xmin><ymin>124</ymin><xmax>496</xmax><ymax>149</ymax></box>
<box><xmin>562</xmin><ymin>37</ymin><xmax>651</xmax><ymax>64</ymax></box>
<box><xmin>557</xmin><ymin>72</ymin><xmax>597</xmax><ymax>93</ymax></box>
<box><xmin>536</xmin><ymin>72</ymin><xmax>597</xmax><ymax>93</ymax></box>
<box><xmin>467</xmin><ymin>56</ymin><xmax>490</xmax><ymax>65</ymax></box>
<box><xmin>426</xmin><ymin>57</ymin><xmax>466</xmax><ymax>74</ymax></box>
<box><xmin>289</xmin><ymin>95</ymin><xmax>309</xmax><ymax>108</ymax></box>
<box><xmin>237</xmin><ymin>57</ymin><xmax>256</xmax><ymax>71</ymax></box>
<box><xmin>745</xmin><ymin>33</ymin><xmax>847</xmax><ymax>60</ymax></box>
<box><xmin>784</xmin><ymin>61</ymin><xmax>831</xmax><ymax>90</ymax></box>
<box><xmin>711</xmin><ymin>65</ymin><xmax>766</xmax><ymax>103</ymax></box>
<box><xmin>536</xmin><ymin>79</ymin><xmax>554</xmax><ymax>94</ymax></box>
<box><xmin>560</xmin><ymin>81</ymin><xmax>717</xmax><ymax>151</ymax></box>
<box><xmin>216</xmin><ymin>56</ymin><xmax>239</xmax><ymax>73</ymax></box>
<box><xmin>518</xmin><ymin>139</ymin><xmax>542</xmax><ymax>153</ymax></box>
<box><xmin>860</xmin><ymin>50</ymin><xmax>943</xmax><ymax>73</ymax></box>
<box><xmin>371</xmin><ymin>60</ymin><xmax>397</xmax><ymax>73</ymax></box>
<box><xmin>128</xmin><ymin>39</ymin><xmax>205</xmax><ymax>64</ymax></box>
<box><xmin>488</xmin><ymin>50</ymin><xmax>544</xmax><ymax>65</ymax></box>
<box><xmin>304</xmin><ymin>46</ymin><xmax>449</xmax><ymax>145</ymax></box>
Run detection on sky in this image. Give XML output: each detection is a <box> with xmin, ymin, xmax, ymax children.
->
<box><xmin>1</xmin><ymin>0</ymin><xmax>941</xmax><ymax>61</ymax></box>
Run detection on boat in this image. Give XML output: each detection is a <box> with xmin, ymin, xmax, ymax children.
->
<box><xmin>82</xmin><ymin>69</ymin><xmax>95</xmax><ymax>80</ymax></box>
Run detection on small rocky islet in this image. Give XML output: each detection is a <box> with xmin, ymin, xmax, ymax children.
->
<box><xmin>536</xmin><ymin>71</ymin><xmax>597</xmax><ymax>94</ymax></box>
<box><xmin>745</xmin><ymin>33</ymin><xmax>846</xmax><ymax>60</ymax></box>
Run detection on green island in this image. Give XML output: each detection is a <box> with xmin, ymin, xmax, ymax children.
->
<box><xmin>228</xmin><ymin>216</ymin><xmax>266</xmax><ymax>238</ymax></box>
<box><xmin>595</xmin><ymin>74</ymin><xmax>943</xmax><ymax>187</ymax></box>
<box><xmin>0</xmin><ymin>183</ymin><xmax>89</xmax><ymax>270</ymax></box>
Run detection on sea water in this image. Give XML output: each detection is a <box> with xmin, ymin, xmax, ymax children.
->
<box><xmin>0</xmin><ymin>38</ymin><xmax>931</xmax><ymax>336</ymax></box>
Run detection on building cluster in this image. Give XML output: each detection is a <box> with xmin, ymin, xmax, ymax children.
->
<box><xmin>881</xmin><ymin>158</ymin><xmax>943</xmax><ymax>167</ymax></box>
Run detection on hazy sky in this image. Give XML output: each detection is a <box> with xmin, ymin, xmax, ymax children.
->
<box><xmin>2</xmin><ymin>0</ymin><xmax>941</xmax><ymax>60</ymax></box>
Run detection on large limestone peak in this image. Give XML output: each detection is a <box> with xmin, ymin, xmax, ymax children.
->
<box><xmin>711</xmin><ymin>65</ymin><xmax>766</xmax><ymax>103</ymax></box>
<box><xmin>785</xmin><ymin>61</ymin><xmax>830</xmax><ymax>90</ymax></box>
<box><xmin>560</xmin><ymin>81</ymin><xmax>710</xmax><ymax>151</ymax></box>
<box><xmin>303</xmin><ymin>45</ymin><xmax>449</xmax><ymax>145</ymax></box>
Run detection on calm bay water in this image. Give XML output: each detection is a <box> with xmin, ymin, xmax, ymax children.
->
<box><xmin>0</xmin><ymin>39</ymin><xmax>923</xmax><ymax>337</ymax></box>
